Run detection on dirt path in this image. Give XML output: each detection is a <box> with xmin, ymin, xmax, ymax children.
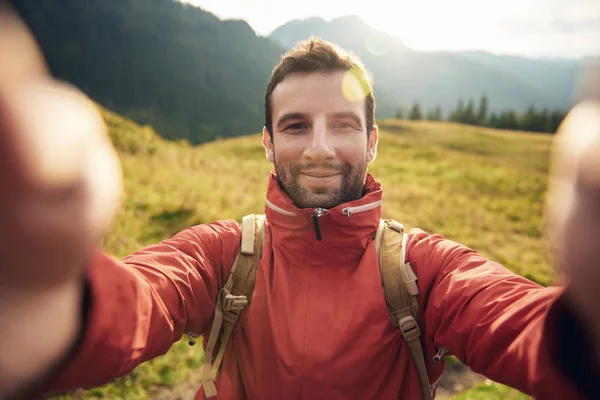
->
<box><xmin>150</xmin><ymin>363</ymin><xmax>486</xmax><ymax>400</ymax></box>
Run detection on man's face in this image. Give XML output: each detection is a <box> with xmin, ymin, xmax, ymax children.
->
<box><xmin>263</xmin><ymin>71</ymin><xmax>378</xmax><ymax>209</ymax></box>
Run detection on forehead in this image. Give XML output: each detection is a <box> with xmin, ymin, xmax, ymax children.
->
<box><xmin>271</xmin><ymin>71</ymin><xmax>366</xmax><ymax>120</ymax></box>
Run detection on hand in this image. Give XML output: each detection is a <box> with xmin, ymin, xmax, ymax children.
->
<box><xmin>0</xmin><ymin>3</ymin><xmax>122</xmax><ymax>397</ymax></box>
<box><xmin>0</xmin><ymin>4</ymin><xmax>122</xmax><ymax>288</ymax></box>
<box><xmin>546</xmin><ymin>59</ymin><xmax>600</xmax><ymax>360</ymax></box>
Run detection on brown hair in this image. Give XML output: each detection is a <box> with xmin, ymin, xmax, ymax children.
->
<box><xmin>264</xmin><ymin>37</ymin><xmax>375</xmax><ymax>136</ymax></box>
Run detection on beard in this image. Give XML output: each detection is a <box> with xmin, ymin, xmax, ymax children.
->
<box><xmin>274</xmin><ymin>158</ymin><xmax>368</xmax><ymax>209</ymax></box>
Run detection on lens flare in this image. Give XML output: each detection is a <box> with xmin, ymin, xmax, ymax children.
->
<box><xmin>342</xmin><ymin>67</ymin><xmax>370</xmax><ymax>103</ymax></box>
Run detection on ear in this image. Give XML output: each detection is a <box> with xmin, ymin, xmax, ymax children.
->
<box><xmin>366</xmin><ymin>124</ymin><xmax>379</xmax><ymax>163</ymax></box>
<box><xmin>262</xmin><ymin>126</ymin><xmax>275</xmax><ymax>164</ymax></box>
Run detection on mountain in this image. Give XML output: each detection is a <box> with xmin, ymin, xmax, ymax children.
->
<box><xmin>271</xmin><ymin>15</ymin><xmax>409</xmax><ymax>57</ymax></box>
<box><xmin>270</xmin><ymin>15</ymin><xmax>581</xmax><ymax>117</ymax></box>
<box><xmin>12</xmin><ymin>0</ymin><xmax>283</xmax><ymax>143</ymax></box>
<box><xmin>12</xmin><ymin>1</ymin><xmax>581</xmax><ymax>144</ymax></box>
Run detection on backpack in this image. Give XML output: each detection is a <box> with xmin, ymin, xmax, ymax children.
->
<box><xmin>196</xmin><ymin>214</ymin><xmax>433</xmax><ymax>400</ymax></box>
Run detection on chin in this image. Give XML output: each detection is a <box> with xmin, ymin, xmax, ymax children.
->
<box><xmin>303</xmin><ymin>191</ymin><xmax>342</xmax><ymax>209</ymax></box>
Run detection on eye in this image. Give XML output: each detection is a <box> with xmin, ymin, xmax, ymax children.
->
<box><xmin>285</xmin><ymin>123</ymin><xmax>308</xmax><ymax>132</ymax></box>
<box><xmin>334</xmin><ymin>121</ymin><xmax>356</xmax><ymax>130</ymax></box>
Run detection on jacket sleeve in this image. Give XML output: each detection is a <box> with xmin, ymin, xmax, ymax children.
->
<box><xmin>408</xmin><ymin>228</ymin><xmax>588</xmax><ymax>399</ymax></box>
<box><xmin>40</xmin><ymin>220</ymin><xmax>241</xmax><ymax>393</ymax></box>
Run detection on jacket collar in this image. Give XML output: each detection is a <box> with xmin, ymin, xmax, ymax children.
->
<box><xmin>263</xmin><ymin>170</ymin><xmax>382</xmax><ymax>253</ymax></box>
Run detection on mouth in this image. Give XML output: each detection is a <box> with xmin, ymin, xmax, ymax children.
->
<box><xmin>300</xmin><ymin>170</ymin><xmax>341</xmax><ymax>178</ymax></box>
<box><xmin>299</xmin><ymin>172</ymin><xmax>342</xmax><ymax>188</ymax></box>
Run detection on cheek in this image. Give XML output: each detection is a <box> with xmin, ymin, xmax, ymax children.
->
<box><xmin>273</xmin><ymin>138</ymin><xmax>305</xmax><ymax>163</ymax></box>
<box><xmin>338</xmin><ymin>137</ymin><xmax>368</xmax><ymax>162</ymax></box>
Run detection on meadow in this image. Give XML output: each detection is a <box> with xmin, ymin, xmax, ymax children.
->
<box><xmin>48</xmin><ymin>106</ymin><xmax>556</xmax><ymax>399</ymax></box>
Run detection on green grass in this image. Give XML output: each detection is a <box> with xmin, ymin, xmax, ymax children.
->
<box><xmin>453</xmin><ymin>380</ymin><xmax>531</xmax><ymax>400</ymax></box>
<box><xmin>48</xmin><ymin>110</ymin><xmax>552</xmax><ymax>399</ymax></box>
<box><xmin>372</xmin><ymin>120</ymin><xmax>554</xmax><ymax>285</ymax></box>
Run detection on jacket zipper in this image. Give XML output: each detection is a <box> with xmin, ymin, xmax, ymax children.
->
<box><xmin>311</xmin><ymin>207</ymin><xmax>327</xmax><ymax>241</ymax></box>
<box><xmin>341</xmin><ymin>200</ymin><xmax>382</xmax><ymax>218</ymax></box>
<box><xmin>186</xmin><ymin>331</ymin><xmax>199</xmax><ymax>346</ymax></box>
<box><xmin>433</xmin><ymin>347</ymin><xmax>449</xmax><ymax>362</ymax></box>
<box><xmin>266</xmin><ymin>199</ymin><xmax>382</xmax><ymax>239</ymax></box>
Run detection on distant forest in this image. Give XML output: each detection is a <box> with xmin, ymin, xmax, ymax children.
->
<box><xmin>398</xmin><ymin>95</ymin><xmax>567</xmax><ymax>134</ymax></box>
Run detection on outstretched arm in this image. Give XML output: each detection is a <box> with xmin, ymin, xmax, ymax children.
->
<box><xmin>39</xmin><ymin>221</ymin><xmax>240</xmax><ymax>396</ymax></box>
<box><xmin>0</xmin><ymin>3</ymin><xmax>121</xmax><ymax>397</ymax></box>
<box><xmin>408</xmin><ymin>231</ymin><xmax>576</xmax><ymax>397</ymax></box>
<box><xmin>0</xmin><ymin>5</ymin><xmax>239</xmax><ymax>399</ymax></box>
<box><xmin>410</xmin><ymin>62</ymin><xmax>600</xmax><ymax>400</ymax></box>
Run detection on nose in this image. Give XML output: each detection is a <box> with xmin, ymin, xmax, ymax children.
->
<box><xmin>303</xmin><ymin>120</ymin><xmax>335</xmax><ymax>162</ymax></box>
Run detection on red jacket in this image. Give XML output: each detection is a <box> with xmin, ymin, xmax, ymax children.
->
<box><xmin>43</xmin><ymin>173</ymin><xmax>587</xmax><ymax>399</ymax></box>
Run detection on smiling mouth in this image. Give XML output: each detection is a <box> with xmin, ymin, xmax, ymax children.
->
<box><xmin>300</xmin><ymin>171</ymin><xmax>341</xmax><ymax>178</ymax></box>
<box><xmin>302</xmin><ymin>172</ymin><xmax>340</xmax><ymax>179</ymax></box>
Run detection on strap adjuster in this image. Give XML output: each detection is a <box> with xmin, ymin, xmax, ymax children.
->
<box><xmin>398</xmin><ymin>316</ymin><xmax>421</xmax><ymax>342</ymax></box>
<box><xmin>223</xmin><ymin>293</ymin><xmax>248</xmax><ymax>312</ymax></box>
<box><xmin>223</xmin><ymin>309</ymin><xmax>241</xmax><ymax>324</ymax></box>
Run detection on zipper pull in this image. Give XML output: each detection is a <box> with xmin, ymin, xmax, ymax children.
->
<box><xmin>433</xmin><ymin>347</ymin><xmax>448</xmax><ymax>363</ymax></box>
<box><xmin>311</xmin><ymin>208</ymin><xmax>327</xmax><ymax>241</ymax></box>
<box><xmin>186</xmin><ymin>331</ymin><xmax>198</xmax><ymax>346</ymax></box>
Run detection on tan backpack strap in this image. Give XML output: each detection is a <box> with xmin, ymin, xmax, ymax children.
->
<box><xmin>375</xmin><ymin>219</ymin><xmax>385</xmax><ymax>255</ymax></box>
<box><xmin>398</xmin><ymin>312</ymin><xmax>431</xmax><ymax>400</ymax></box>
<box><xmin>379</xmin><ymin>220</ymin><xmax>432</xmax><ymax>400</ymax></box>
<box><xmin>379</xmin><ymin>220</ymin><xmax>415</xmax><ymax>323</ymax></box>
<box><xmin>200</xmin><ymin>214</ymin><xmax>266</xmax><ymax>398</ymax></box>
<box><xmin>241</xmin><ymin>214</ymin><xmax>256</xmax><ymax>254</ymax></box>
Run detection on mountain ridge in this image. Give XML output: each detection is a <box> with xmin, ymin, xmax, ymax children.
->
<box><xmin>270</xmin><ymin>15</ymin><xmax>580</xmax><ymax>117</ymax></box>
<box><xmin>13</xmin><ymin>1</ymin><xmax>580</xmax><ymax>144</ymax></box>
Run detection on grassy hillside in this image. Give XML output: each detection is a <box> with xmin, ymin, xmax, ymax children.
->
<box><xmin>48</xmin><ymin>108</ymin><xmax>556</xmax><ymax>399</ymax></box>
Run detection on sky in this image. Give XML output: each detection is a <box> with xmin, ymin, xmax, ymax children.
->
<box><xmin>182</xmin><ymin>0</ymin><xmax>600</xmax><ymax>59</ymax></box>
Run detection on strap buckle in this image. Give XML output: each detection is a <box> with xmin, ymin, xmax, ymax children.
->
<box><xmin>221</xmin><ymin>288</ymin><xmax>248</xmax><ymax>312</ymax></box>
<box><xmin>398</xmin><ymin>316</ymin><xmax>421</xmax><ymax>342</ymax></box>
<box><xmin>387</xmin><ymin>220</ymin><xmax>404</xmax><ymax>233</ymax></box>
<box><xmin>223</xmin><ymin>294</ymin><xmax>248</xmax><ymax>312</ymax></box>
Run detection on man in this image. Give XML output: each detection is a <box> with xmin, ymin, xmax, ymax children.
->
<box><xmin>1</xmin><ymin>4</ymin><xmax>600</xmax><ymax>399</ymax></box>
